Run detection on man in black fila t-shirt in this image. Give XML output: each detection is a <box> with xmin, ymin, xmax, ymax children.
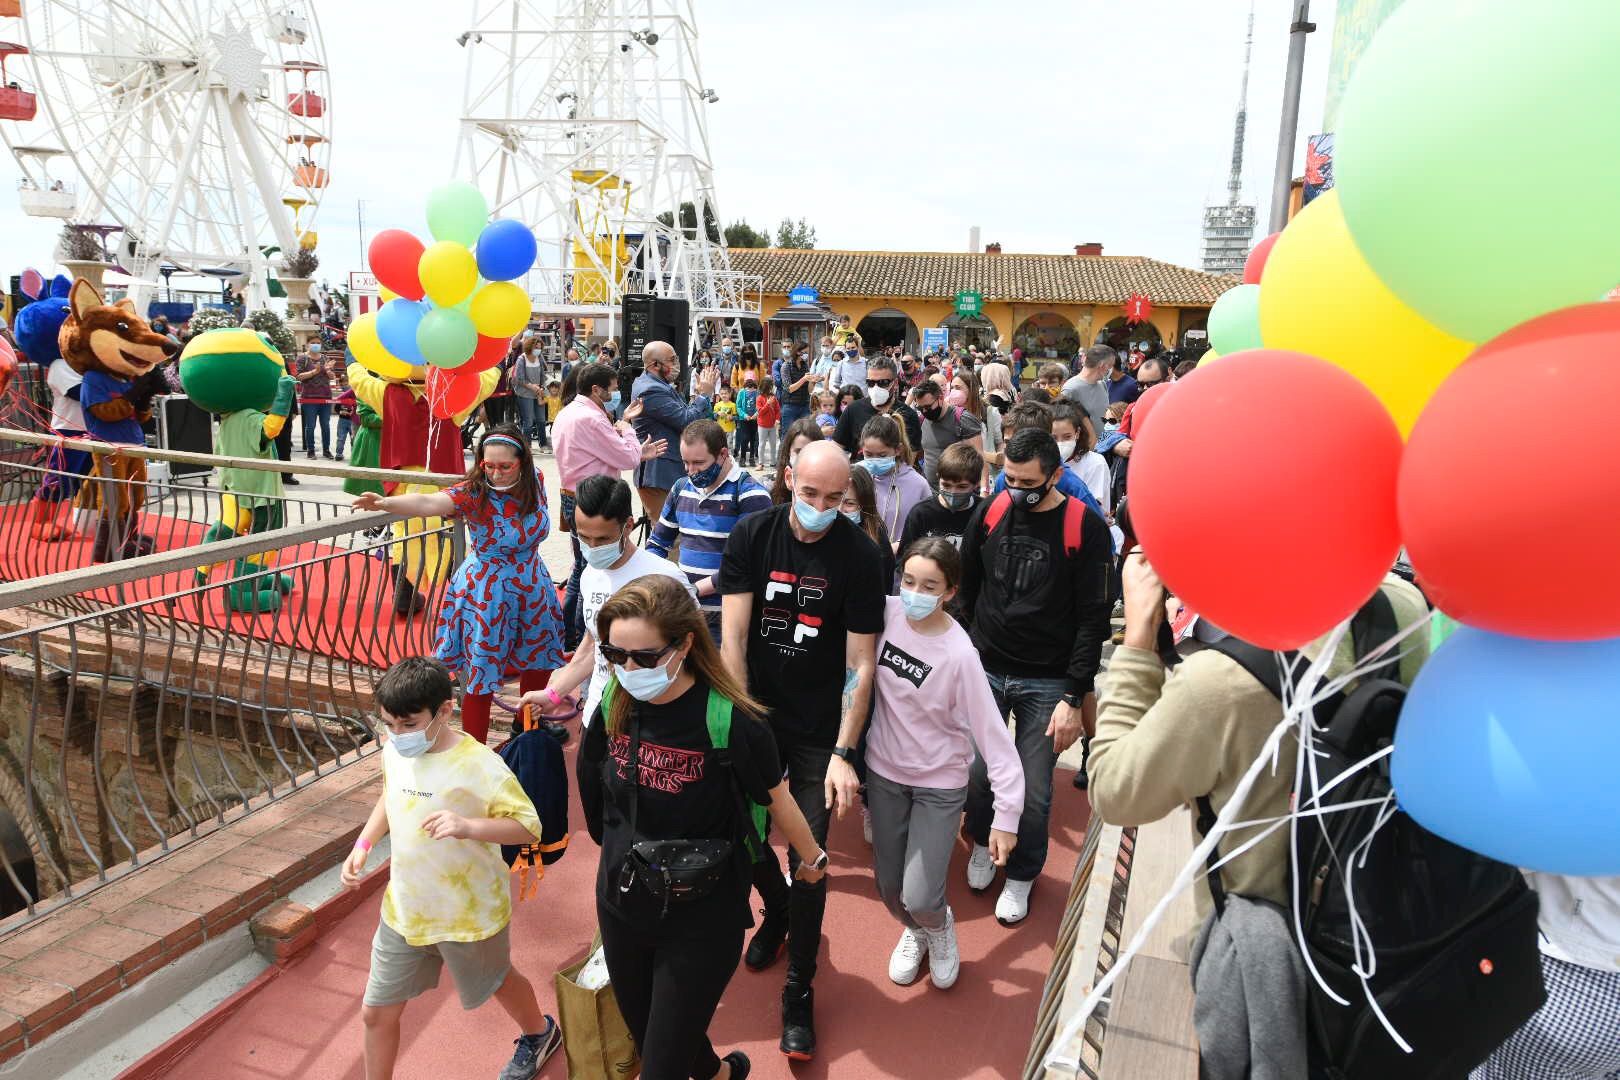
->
<box><xmin>718</xmin><ymin>441</ymin><xmax>885</xmax><ymax>1061</ymax></box>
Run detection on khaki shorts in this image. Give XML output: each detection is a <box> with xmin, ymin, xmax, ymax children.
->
<box><xmin>362</xmin><ymin>920</ymin><xmax>512</xmax><ymax>1010</ymax></box>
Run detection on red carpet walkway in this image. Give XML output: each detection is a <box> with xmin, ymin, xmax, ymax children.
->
<box><xmin>156</xmin><ymin>739</ymin><xmax>1092</xmax><ymax>1079</ymax></box>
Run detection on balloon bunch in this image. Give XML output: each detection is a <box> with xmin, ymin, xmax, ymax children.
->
<box><xmin>1130</xmin><ymin>0</ymin><xmax>1620</xmax><ymax>875</ymax></box>
<box><xmin>348</xmin><ymin>182</ymin><xmax>538</xmax><ymax>418</ymax></box>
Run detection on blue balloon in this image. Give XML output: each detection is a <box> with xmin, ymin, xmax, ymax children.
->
<box><xmin>475</xmin><ymin>218</ymin><xmax>537</xmax><ymax>282</ymax></box>
<box><xmin>1393</xmin><ymin>628</ymin><xmax>1620</xmax><ymax>876</ymax></box>
<box><xmin>376</xmin><ymin>298</ymin><xmax>427</xmax><ymax>366</ymax></box>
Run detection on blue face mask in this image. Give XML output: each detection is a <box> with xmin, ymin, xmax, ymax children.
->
<box><xmin>388</xmin><ymin>718</ymin><xmax>441</xmax><ymax>759</ymax></box>
<box><xmin>841</xmin><ymin>508</ymin><xmax>862</xmax><ymax>524</ymax></box>
<box><xmin>607</xmin><ymin>391</ymin><xmax>622</xmax><ymax>411</ymax></box>
<box><xmin>614</xmin><ymin>654</ymin><xmax>683</xmax><ymax>702</ymax></box>
<box><xmin>860</xmin><ymin>455</ymin><xmax>896</xmax><ymax>477</ymax></box>
<box><xmin>899</xmin><ymin>588</ymin><xmax>941</xmax><ymax>621</ymax></box>
<box><xmin>793</xmin><ymin>497</ymin><xmax>839</xmax><ymax>532</ymax></box>
<box><xmin>690</xmin><ymin>459</ymin><xmax>724</xmax><ymax>489</ymax></box>
<box><xmin>582</xmin><ymin>535</ymin><xmax>624</xmax><ymax>570</ymax></box>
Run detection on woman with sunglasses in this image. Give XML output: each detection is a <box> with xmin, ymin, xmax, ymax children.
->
<box><xmin>580</xmin><ymin>574</ymin><xmax>829</xmax><ymax>1080</ymax></box>
<box><xmin>353</xmin><ymin>425</ymin><xmax>564</xmax><ymax>744</ymax></box>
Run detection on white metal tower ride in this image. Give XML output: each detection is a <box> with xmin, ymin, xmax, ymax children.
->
<box><xmin>451</xmin><ymin>0</ymin><xmax>760</xmax><ymax>352</ymax></box>
<box><xmin>1201</xmin><ymin>3</ymin><xmax>1258</xmax><ymax>276</ymax></box>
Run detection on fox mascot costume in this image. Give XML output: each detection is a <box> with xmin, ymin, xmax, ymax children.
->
<box><xmin>179</xmin><ymin>327</ymin><xmax>299</xmax><ymax>612</ymax></box>
<box><xmin>58</xmin><ymin>280</ymin><xmax>178</xmax><ymax>561</ymax></box>
<box><xmin>346</xmin><ymin>360</ymin><xmax>499</xmax><ymax>615</ymax></box>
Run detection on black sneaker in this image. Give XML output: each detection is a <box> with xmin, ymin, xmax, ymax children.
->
<box><xmin>1072</xmin><ymin>737</ymin><xmax>1092</xmax><ymax>791</ymax></box>
<box><xmin>497</xmin><ymin>1016</ymin><xmax>561</xmax><ymax>1080</ymax></box>
<box><xmin>722</xmin><ymin>1049</ymin><xmax>751</xmax><ymax>1078</ymax></box>
<box><xmin>779</xmin><ymin>982</ymin><xmax>815</xmax><ymax>1061</ymax></box>
<box><xmin>745</xmin><ymin>907</ymin><xmax>788</xmax><ymax>971</ymax></box>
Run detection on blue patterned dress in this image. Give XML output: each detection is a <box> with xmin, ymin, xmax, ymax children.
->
<box><xmin>434</xmin><ymin>475</ymin><xmax>565</xmax><ymax>694</ymax></box>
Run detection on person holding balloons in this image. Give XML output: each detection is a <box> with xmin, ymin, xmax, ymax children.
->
<box><xmin>353</xmin><ymin>425</ymin><xmax>564</xmax><ymax>746</ymax></box>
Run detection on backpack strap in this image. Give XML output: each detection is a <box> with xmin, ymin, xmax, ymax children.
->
<box><xmin>1061</xmin><ymin>494</ymin><xmax>1084</xmax><ymax>558</ymax></box>
<box><xmin>982</xmin><ymin>490</ymin><xmax>1013</xmax><ymax>538</ymax></box>
<box><xmin>1349</xmin><ymin>587</ymin><xmax>1400</xmax><ymax>684</ymax></box>
<box><xmin>705</xmin><ymin>689</ymin><xmax>769</xmax><ymax>850</ymax></box>
<box><xmin>1194</xmin><ymin>794</ymin><xmax>1228</xmax><ymax>918</ymax></box>
<box><xmin>1207</xmin><ymin>637</ymin><xmax>1290</xmax><ymax>701</ymax></box>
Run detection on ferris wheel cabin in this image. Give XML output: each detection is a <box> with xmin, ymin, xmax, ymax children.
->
<box><xmin>288</xmin><ymin>133</ymin><xmax>327</xmax><ymax>189</ymax></box>
<box><xmin>14</xmin><ymin>147</ymin><xmax>75</xmax><ymax>217</ymax></box>
<box><xmin>284</xmin><ymin>60</ymin><xmax>324</xmax><ymax>118</ymax></box>
<box><xmin>0</xmin><ymin>43</ymin><xmax>37</xmax><ymax>122</ymax></box>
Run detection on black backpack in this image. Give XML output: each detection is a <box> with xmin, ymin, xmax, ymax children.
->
<box><xmin>1200</xmin><ymin>592</ymin><xmax>1546</xmax><ymax>1079</ymax></box>
<box><xmin>494</xmin><ymin>706</ymin><xmax>572</xmax><ymax>900</ymax></box>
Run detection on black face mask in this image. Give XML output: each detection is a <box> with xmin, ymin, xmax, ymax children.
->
<box><xmin>920</xmin><ymin>403</ymin><xmax>943</xmax><ymax>421</ymax></box>
<box><xmin>1008</xmin><ymin>475</ymin><xmax>1052</xmax><ymax>511</ymax></box>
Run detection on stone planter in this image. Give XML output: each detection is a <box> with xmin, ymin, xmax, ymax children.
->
<box><xmin>280</xmin><ymin>276</ymin><xmax>320</xmax><ymax>349</ymax></box>
<box><xmin>61</xmin><ymin>259</ymin><xmax>108</xmax><ymax>294</ymax></box>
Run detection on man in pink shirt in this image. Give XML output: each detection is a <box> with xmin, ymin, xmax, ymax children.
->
<box><xmin>553</xmin><ymin>362</ymin><xmax>665</xmax><ymax>648</ymax></box>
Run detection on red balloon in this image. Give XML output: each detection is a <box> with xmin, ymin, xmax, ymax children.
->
<box><xmin>462</xmin><ymin>334</ymin><xmax>510</xmax><ymax>373</ymax></box>
<box><xmin>1243</xmin><ymin>232</ymin><xmax>1280</xmax><ymax>285</ymax></box>
<box><xmin>1122</xmin><ymin>380</ymin><xmax>1174</xmax><ymax>440</ymax></box>
<box><xmin>1128</xmin><ymin>350</ymin><xmax>1403</xmax><ymax>650</ymax></box>
<box><xmin>1402</xmin><ymin>303</ymin><xmax>1620</xmax><ymax>640</ymax></box>
<box><xmin>369</xmin><ymin>229</ymin><xmax>426</xmax><ymax>301</ymax></box>
<box><xmin>428</xmin><ymin>365</ymin><xmax>481</xmax><ymax>420</ymax></box>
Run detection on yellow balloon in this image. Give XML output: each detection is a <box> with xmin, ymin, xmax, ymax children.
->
<box><xmin>378</xmin><ymin>284</ymin><xmax>400</xmax><ymax>304</ymax></box>
<box><xmin>469</xmin><ymin>282</ymin><xmax>532</xmax><ymax>338</ymax></box>
<box><xmin>1200</xmin><ymin>349</ymin><xmax>1222</xmax><ymax>364</ymax></box>
<box><xmin>348</xmin><ymin>312</ymin><xmax>415</xmax><ymax>380</ymax></box>
<box><xmin>418</xmin><ymin>241</ymin><xmax>478</xmax><ymax>307</ymax></box>
<box><xmin>1259</xmin><ymin>190</ymin><xmax>1475</xmax><ymax>436</ymax></box>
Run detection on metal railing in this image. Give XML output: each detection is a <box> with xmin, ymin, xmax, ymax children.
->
<box><xmin>0</xmin><ymin>428</ymin><xmax>473</xmax><ymax>925</ymax></box>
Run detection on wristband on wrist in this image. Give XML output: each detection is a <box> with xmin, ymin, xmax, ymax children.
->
<box><xmin>545</xmin><ymin>688</ymin><xmax>563</xmax><ymax>708</ymax></box>
<box><xmin>354</xmin><ymin>837</ymin><xmax>372</xmax><ymax>853</ymax></box>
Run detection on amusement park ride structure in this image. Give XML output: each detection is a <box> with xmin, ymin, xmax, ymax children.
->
<box><xmin>0</xmin><ymin>1</ymin><xmax>331</xmax><ymax>312</ymax></box>
<box><xmin>451</xmin><ymin>0</ymin><xmax>761</xmax><ymax>349</ymax></box>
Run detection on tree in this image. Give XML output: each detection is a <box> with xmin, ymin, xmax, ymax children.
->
<box><xmin>186</xmin><ymin>308</ymin><xmax>242</xmax><ymax>335</ymax></box>
<box><xmin>724</xmin><ymin>220</ymin><xmax>771</xmax><ymax>248</ymax></box>
<box><xmin>654</xmin><ymin>201</ymin><xmax>722</xmax><ymax>244</ymax></box>
<box><xmin>774</xmin><ymin>217</ymin><xmax>817</xmax><ymax>249</ymax></box>
<box><xmin>245</xmin><ymin>309</ymin><xmax>296</xmax><ymax>355</ymax></box>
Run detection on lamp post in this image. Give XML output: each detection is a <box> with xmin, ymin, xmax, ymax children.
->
<box><xmin>1269</xmin><ymin>0</ymin><xmax>1315</xmax><ymax>233</ymax></box>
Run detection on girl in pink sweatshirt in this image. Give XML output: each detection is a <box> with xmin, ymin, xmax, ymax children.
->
<box><xmin>864</xmin><ymin>537</ymin><xmax>1025</xmax><ymax>991</ymax></box>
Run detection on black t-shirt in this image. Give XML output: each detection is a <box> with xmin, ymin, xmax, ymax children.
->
<box><xmin>579</xmin><ymin>680</ymin><xmax>782</xmax><ymax>933</ymax></box>
<box><xmin>717</xmin><ymin>504</ymin><xmax>886</xmax><ymax>739</ymax></box>
<box><xmin>898</xmin><ymin>495</ymin><xmax>982</xmax><ymax>558</ymax></box>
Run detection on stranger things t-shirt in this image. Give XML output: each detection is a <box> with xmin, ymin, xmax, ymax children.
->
<box><xmin>718</xmin><ymin>504</ymin><xmax>886</xmax><ymax>740</ymax></box>
<box><xmin>579</xmin><ymin>681</ymin><xmax>782</xmax><ymax>931</ymax></box>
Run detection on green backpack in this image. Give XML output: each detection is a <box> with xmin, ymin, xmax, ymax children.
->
<box><xmin>599</xmin><ymin>679</ymin><xmax>769</xmax><ymax>853</ymax></box>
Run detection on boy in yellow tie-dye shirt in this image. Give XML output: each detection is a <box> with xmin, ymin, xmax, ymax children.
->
<box><xmin>342</xmin><ymin>657</ymin><xmax>561</xmax><ymax>1080</ymax></box>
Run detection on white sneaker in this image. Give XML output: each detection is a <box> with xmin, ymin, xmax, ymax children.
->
<box><xmin>888</xmin><ymin>927</ymin><xmax>925</xmax><ymax>986</ymax></box>
<box><xmin>862</xmin><ymin>804</ymin><xmax>873</xmax><ymax>846</ymax></box>
<box><xmin>995</xmin><ymin>878</ymin><xmax>1033</xmax><ymax>926</ymax></box>
<box><xmin>966</xmin><ymin>844</ymin><xmax>996</xmax><ymax>892</ymax></box>
<box><xmin>924</xmin><ymin>909</ymin><xmax>961</xmax><ymax>989</ymax></box>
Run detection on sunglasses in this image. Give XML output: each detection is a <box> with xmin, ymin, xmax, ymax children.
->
<box><xmin>481</xmin><ymin>461</ymin><xmax>521</xmax><ymax>473</ymax></box>
<box><xmin>868</xmin><ymin>377</ymin><xmax>895</xmax><ymax>388</ymax></box>
<box><xmin>599</xmin><ymin>640</ymin><xmax>678</xmax><ymax>669</ymax></box>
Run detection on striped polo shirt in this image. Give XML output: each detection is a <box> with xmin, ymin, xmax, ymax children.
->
<box><xmin>646</xmin><ymin>463</ymin><xmax>773</xmax><ymax>609</ymax></box>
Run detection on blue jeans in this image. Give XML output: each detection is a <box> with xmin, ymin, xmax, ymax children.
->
<box><xmin>779</xmin><ymin>402</ymin><xmax>808</xmax><ymax>431</ymax></box>
<box><xmin>515</xmin><ymin>394</ymin><xmax>542</xmax><ymax>441</ymax></box>
<box><xmin>300</xmin><ymin>402</ymin><xmax>332</xmax><ymax>454</ymax></box>
<box><xmin>561</xmin><ymin>491</ymin><xmax>586</xmax><ymax>650</ymax></box>
<box><xmin>334</xmin><ymin>415</ymin><xmax>354</xmax><ymax>457</ymax></box>
<box><xmin>964</xmin><ymin>673</ymin><xmax>1065</xmax><ymax>882</ymax></box>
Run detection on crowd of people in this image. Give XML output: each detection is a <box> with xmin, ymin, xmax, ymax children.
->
<box><xmin>343</xmin><ymin>332</ymin><xmax>1619</xmax><ymax>1080</ymax></box>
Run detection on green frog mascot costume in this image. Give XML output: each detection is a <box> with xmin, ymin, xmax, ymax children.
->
<box><xmin>179</xmin><ymin>328</ymin><xmax>298</xmax><ymax>612</ymax></box>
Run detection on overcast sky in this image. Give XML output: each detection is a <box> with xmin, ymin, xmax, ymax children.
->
<box><xmin>1</xmin><ymin>0</ymin><xmax>1337</xmax><ymax>287</ymax></box>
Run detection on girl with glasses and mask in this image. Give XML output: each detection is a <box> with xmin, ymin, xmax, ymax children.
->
<box><xmin>579</xmin><ymin>575</ymin><xmax>828</xmax><ymax>1080</ymax></box>
<box><xmin>858</xmin><ymin>414</ymin><xmax>930</xmax><ymax>555</ymax></box>
<box><xmin>865</xmin><ymin>539</ymin><xmax>1023</xmax><ymax>992</ymax></box>
<box><xmin>353</xmin><ymin>425</ymin><xmax>564</xmax><ymax>745</ymax></box>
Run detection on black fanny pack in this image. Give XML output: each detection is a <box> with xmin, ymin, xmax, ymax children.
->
<box><xmin>616</xmin><ymin>722</ymin><xmax>739</xmax><ymax>919</ymax></box>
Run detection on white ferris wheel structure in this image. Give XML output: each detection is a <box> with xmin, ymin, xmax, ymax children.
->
<box><xmin>451</xmin><ymin>0</ymin><xmax>761</xmax><ymax>348</ymax></box>
<box><xmin>0</xmin><ymin>1</ymin><xmax>332</xmax><ymax>312</ymax></box>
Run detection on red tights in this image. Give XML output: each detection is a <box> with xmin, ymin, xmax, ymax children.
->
<box><xmin>460</xmin><ymin>670</ymin><xmax>551</xmax><ymax>744</ymax></box>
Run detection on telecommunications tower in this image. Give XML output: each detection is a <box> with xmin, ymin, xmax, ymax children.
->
<box><xmin>1201</xmin><ymin>3</ymin><xmax>1258</xmax><ymax>276</ymax></box>
<box><xmin>451</xmin><ymin>0</ymin><xmax>761</xmax><ymax>352</ymax></box>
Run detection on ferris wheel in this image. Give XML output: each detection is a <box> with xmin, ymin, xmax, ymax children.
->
<box><xmin>0</xmin><ymin>1</ymin><xmax>332</xmax><ymax>310</ymax></box>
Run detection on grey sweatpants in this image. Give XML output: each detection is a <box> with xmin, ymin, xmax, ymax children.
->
<box><xmin>866</xmin><ymin>770</ymin><xmax>966</xmax><ymax>933</ymax></box>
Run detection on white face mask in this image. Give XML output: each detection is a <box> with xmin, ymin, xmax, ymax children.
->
<box><xmin>1056</xmin><ymin>439</ymin><xmax>1078</xmax><ymax>461</ymax></box>
<box><xmin>868</xmin><ymin>385</ymin><xmax>891</xmax><ymax>407</ymax></box>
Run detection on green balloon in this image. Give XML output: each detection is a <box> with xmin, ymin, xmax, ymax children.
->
<box><xmin>1337</xmin><ymin>0</ymin><xmax>1620</xmax><ymax>342</ymax></box>
<box><xmin>1207</xmin><ymin>283</ymin><xmax>1263</xmax><ymax>354</ymax></box>
<box><xmin>416</xmin><ymin>307</ymin><xmax>478</xmax><ymax>368</ymax></box>
<box><xmin>425</xmin><ymin>182</ymin><xmax>489</xmax><ymax>247</ymax></box>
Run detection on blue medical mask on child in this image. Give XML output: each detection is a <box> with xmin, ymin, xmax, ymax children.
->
<box><xmin>899</xmin><ymin>589</ymin><xmax>941</xmax><ymax>620</ymax></box>
<box><xmin>860</xmin><ymin>455</ymin><xmax>896</xmax><ymax>477</ymax></box>
<box><xmin>614</xmin><ymin>655</ymin><xmax>683</xmax><ymax>702</ymax></box>
<box><xmin>389</xmin><ymin>718</ymin><xmax>440</xmax><ymax>759</ymax></box>
<box><xmin>793</xmin><ymin>497</ymin><xmax>839</xmax><ymax>532</ymax></box>
<box><xmin>582</xmin><ymin>535</ymin><xmax>624</xmax><ymax>570</ymax></box>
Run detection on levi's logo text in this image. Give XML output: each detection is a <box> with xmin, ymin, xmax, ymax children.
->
<box><xmin>760</xmin><ymin>570</ymin><xmax>828</xmax><ymax>651</ymax></box>
<box><xmin>607</xmin><ymin>734</ymin><xmax>706</xmax><ymax>793</ymax></box>
<box><xmin>879</xmin><ymin>642</ymin><xmax>933</xmax><ymax>688</ymax></box>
